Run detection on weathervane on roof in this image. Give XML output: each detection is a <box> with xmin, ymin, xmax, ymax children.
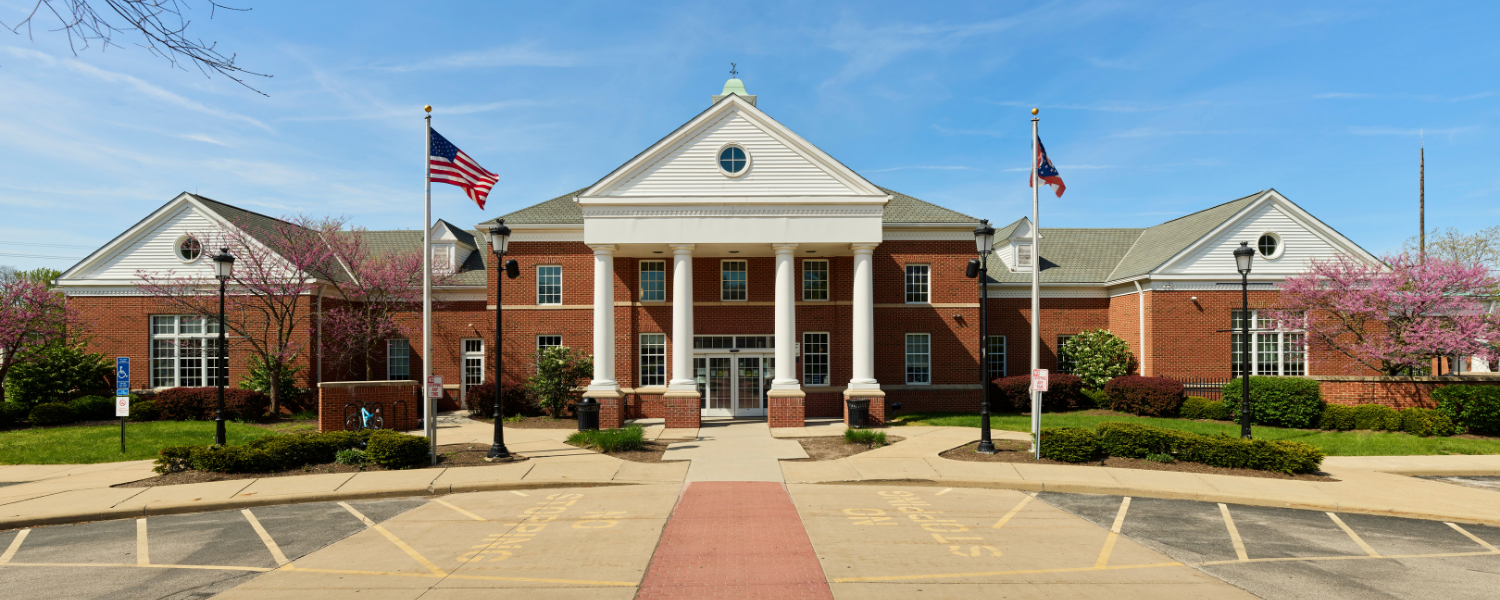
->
<box><xmin>729</xmin><ymin>63</ymin><xmax>738</xmax><ymax>78</ymax></box>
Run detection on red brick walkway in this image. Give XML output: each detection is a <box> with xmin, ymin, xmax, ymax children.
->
<box><xmin>636</xmin><ymin>482</ymin><xmax>832</xmax><ymax>599</ymax></box>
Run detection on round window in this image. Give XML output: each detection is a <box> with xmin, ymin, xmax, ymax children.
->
<box><xmin>1257</xmin><ymin>233</ymin><xmax>1279</xmax><ymax>258</ymax></box>
<box><xmin>718</xmin><ymin>144</ymin><xmax>748</xmax><ymax>176</ymax></box>
<box><xmin>177</xmin><ymin>236</ymin><xmax>203</xmax><ymax>261</ymax></box>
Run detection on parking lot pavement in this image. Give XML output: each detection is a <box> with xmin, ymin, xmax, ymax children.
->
<box><xmin>1040</xmin><ymin>492</ymin><xmax>1500</xmax><ymax>600</ymax></box>
<box><xmin>1421</xmin><ymin>475</ymin><xmax>1500</xmax><ymax>492</ymax></box>
<box><xmin>0</xmin><ymin>497</ymin><xmax>426</xmax><ymax>600</ymax></box>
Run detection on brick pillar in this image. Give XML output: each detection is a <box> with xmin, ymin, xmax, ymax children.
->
<box><xmin>842</xmin><ymin>392</ymin><xmax>888</xmax><ymax>428</ymax></box>
<box><xmin>665</xmin><ymin>394</ymin><xmax>701</xmax><ymax>429</ymax></box>
<box><xmin>599</xmin><ymin>396</ymin><xmax>625</xmax><ymax>429</ymax></box>
<box><xmin>768</xmin><ymin>394</ymin><xmax>805</xmax><ymax>428</ymax></box>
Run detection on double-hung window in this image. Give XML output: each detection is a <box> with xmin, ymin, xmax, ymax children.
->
<box><xmin>1056</xmin><ymin>335</ymin><xmax>1077</xmax><ymax>374</ymax></box>
<box><xmin>721</xmin><ymin>260</ymin><xmax>747</xmax><ymax>301</ymax></box>
<box><xmin>1231</xmin><ymin>310</ymin><xmax>1306</xmax><ymax>377</ymax></box>
<box><xmin>905</xmin><ymin>333</ymin><xmax>931</xmax><ymax>384</ymax></box>
<box><xmin>536</xmin><ymin>266</ymin><xmax>562</xmax><ymax>305</ymax></box>
<box><xmin>802</xmin><ymin>332</ymin><xmax>830</xmax><ymax>385</ymax></box>
<box><xmin>904</xmin><ymin>265</ymin><xmax>930</xmax><ymax>304</ymax></box>
<box><xmin>640</xmin><ymin>261</ymin><xmax>665</xmax><ymax>302</ymax></box>
<box><xmin>536</xmin><ymin>335</ymin><xmax>563</xmax><ymax>352</ymax></box>
<box><xmin>802</xmin><ymin>260</ymin><xmax>829</xmax><ymax>301</ymax></box>
<box><xmin>461</xmin><ymin>339</ymin><xmax>484</xmax><ymax>388</ymax></box>
<box><xmin>639</xmin><ymin>334</ymin><xmax>666</xmax><ymax>386</ymax></box>
<box><xmin>150</xmin><ymin>315</ymin><xmax>221</xmax><ymax>388</ymax></box>
<box><xmin>987</xmin><ymin>335</ymin><xmax>1006</xmax><ymax>379</ymax></box>
<box><xmin>387</xmin><ymin>339</ymin><xmax>411</xmax><ymax>380</ymax></box>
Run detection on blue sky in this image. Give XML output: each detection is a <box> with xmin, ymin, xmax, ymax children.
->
<box><xmin>1</xmin><ymin>0</ymin><xmax>1496</xmax><ymax>271</ymax></box>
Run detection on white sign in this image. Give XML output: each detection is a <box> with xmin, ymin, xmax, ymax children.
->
<box><xmin>427</xmin><ymin>375</ymin><xmax>444</xmax><ymax>399</ymax></box>
<box><xmin>1031</xmin><ymin>369</ymin><xmax>1049</xmax><ymax>393</ymax></box>
<box><xmin>116</xmin><ymin>396</ymin><xmax>130</xmax><ymax>418</ymax></box>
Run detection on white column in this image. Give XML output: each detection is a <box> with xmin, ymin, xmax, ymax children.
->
<box><xmin>849</xmin><ymin>243</ymin><xmax>880</xmax><ymax>390</ymax></box>
<box><xmin>586</xmin><ymin>244</ymin><xmax>618</xmax><ymax>393</ymax></box>
<box><xmin>667</xmin><ymin>244</ymin><xmax>697</xmax><ymax>392</ymax></box>
<box><xmin>772</xmin><ymin>244</ymin><xmax>800</xmax><ymax>390</ymax></box>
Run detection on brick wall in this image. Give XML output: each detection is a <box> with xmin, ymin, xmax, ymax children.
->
<box><xmin>1314</xmin><ymin>376</ymin><xmax>1500</xmax><ymax>408</ymax></box>
<box><xmin>987</xmin><ymin>297</ymin><xmax>1111</xmax><ymax>378</ymax></box>
<box><xmin>318</xmin><ymin>380</ymin><xmax>421</xmax><ymax>432</ymax></box>
<box><xmin>768</xmin><ymin>396</ymin><xmax>805</xmax><ymax>428</ymax></box>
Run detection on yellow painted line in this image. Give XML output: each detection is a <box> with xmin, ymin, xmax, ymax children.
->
<box><xmin>1218</xmin><ymin>503</ymin><xmax>1249</xmax><ymax>562</ymax></box>
<box><xmin>0</xmin><ymin>562</ymin><xmax>272</xmax><ymax>572</ymax></box>
<box><xmin>1095</xmin><ymin>497</ymin><xmax>1131</xmax><ymax>568</ymax></box>
<box><xmin>509</xmin><ymin>491</ymin><xmax>529</xmax><ymax>497</ymax></box>
<box><xmin>339</xmin><ymin>502</ymin><xmax>447</xmax><ymax>577</ymax></box>
<box><xmin>282</xmin><ymin>565</ymin><xmax>636</xmax><ymax>586</ymax></box>
<box><xmin>241</xmin><ymin>509</ymin><xmax>290</xmax><ymax>566</ymax></box>
<box><xmin>1446</xmin><ymin>522</ymin><xmax>1500</xmax><ymax>552</ymax></box>
<box><xmin>1327</xmin><ymin>513</ymin><xmax>1380</xmax><ymax>557</ymax></box>
<box><xmin>934</xmin><ymin>488</ymin><xmax>952</xmax><ymax>496</ymax></box>
<box><xmin>433</xmin><ymin>498</ymin><xmax>487</xmax><ymax>521</ymax></box>
<box><xmin>136</xmin><ymin>518</ymin><xmax>149</xmax><ymax>566</ymax></box>
<box><xmin>992</xmin><ymin>494</ymin><xmax>1033</xmax><ymax>529</ymax></box>
<box><xmin>0</xmin><ymin>529</ymin><xmax>28</xmax><ymax>564</ymax></box>
<box><xmin>832</xmin><ymin>561</ymin><xmax>1184</xmax><ymax>583</ymax></box>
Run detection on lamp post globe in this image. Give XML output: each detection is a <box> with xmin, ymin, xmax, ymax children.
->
<box><xmin>211</xmin><ymin>249</ymin><xmax>234</xmax><ymax>446</ymax></box>
<box><xmin>487</xmin><ymin>220</ymin><xmax>514</xmax><ymax>461</ymax></box>
<box><xmin>1234</xmin><ymin>241</ymin><xmax>1253</xmax><ymax>439</ymax></box>
<box><xmin>973</xmin><ymin>220</ymin><xmax>997</xmax><ymax>454</ymax></box>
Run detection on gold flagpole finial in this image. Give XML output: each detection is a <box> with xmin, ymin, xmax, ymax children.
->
<box><xmin>1031</xmin><ymin>108</ymin><xmax>1039</xmax><ymax>115</ymax></box>
<box><xmin>424</xmin><ymin>105</ymin><xmax>432</xmax><ymax>113</ymax></box>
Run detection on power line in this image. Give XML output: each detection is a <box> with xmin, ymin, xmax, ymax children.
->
<box><xmin>0</xmin><ymin>241</ymin><xmax>92</xmax><ymax>249</ymax></box>
<box><xmin>0</xmin><ymin>252</ymin><xmax>82</xmax><ymax>260</ymax></box>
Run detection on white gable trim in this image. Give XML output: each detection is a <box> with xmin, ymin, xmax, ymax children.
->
<box><xmin>578</xmin><ymin>95</ymin><xmax>888</xmax><ymax>202</ymax></box>
<box><xmin>1150</xmin><ymin>190</ymin><xmax>1382</xmax><ymax>276</ymax></box>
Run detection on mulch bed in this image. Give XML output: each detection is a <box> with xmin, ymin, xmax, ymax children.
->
<box><xmin>939</xmin><ymin>440</ymin><xmax>1338</xmax><ymax>482</ymax></box>
<box><xmin>467</xmin><ymin>415</ymin><xmax>579</xmax><ymax>429</ymax></box>
<box><xmin>785</xmin><ymin>436</ymin><xmax>906</xmax><ymax>461</ymax></box>
<box><xmin>112</xmin><ymin>443</ymin><xmax>529</xmax><ymax>488</ymax></box>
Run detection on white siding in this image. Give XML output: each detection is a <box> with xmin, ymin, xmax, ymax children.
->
<box><xmin>1162</xmin><ymin>202</ymin><xmax>1347</xmax><ymax>276</ymax></box>
<box><xmin>606</xmin><ymin>110</ymin><xmax>856</xmax><ymax>197</ymax></box>
<box><xmin>71</xmin><ymin>205</ymin><xmax>226</xmax><ymax>281</ymax></box>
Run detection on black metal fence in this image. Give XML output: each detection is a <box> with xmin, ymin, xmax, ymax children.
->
<box><xmin>1163</xmin><ymin>376</ymin><xmax>1232</xmax><ymax>402</ymax></box>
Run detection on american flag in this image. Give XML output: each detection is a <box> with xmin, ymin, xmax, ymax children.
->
<box><xmin>429</xmin><ymin>129</ymin><xmax>499</xmax><ymax>209</ymax></box>
<box><xmin>1030</xmin><ymin>136</ymin><xmax>1066</xmax><ymax>198</ymax></box>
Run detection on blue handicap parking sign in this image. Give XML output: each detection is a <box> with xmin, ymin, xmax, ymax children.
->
<box><xmin>116</xmin><ymin>357</ymin><xmax>130</xmax><ymax>396</ymax></box>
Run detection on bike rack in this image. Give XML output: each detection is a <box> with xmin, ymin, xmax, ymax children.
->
<box><xmin>343</xmin><ymin>401</ymin><xmax>390</xmax><ymax>431</ymax></box>
<box><xmin>391</xmin><ymin>400</ymin><xmax>409</xmax><ymax>432</ymax></box>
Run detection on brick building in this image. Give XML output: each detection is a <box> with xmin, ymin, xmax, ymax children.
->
<box><xmin>55</xmin><ymin>78</ymin><xmax>1390</xmax><ymax>426</ymax></box>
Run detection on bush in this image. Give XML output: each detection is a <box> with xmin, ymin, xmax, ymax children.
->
<box><xmin>465</xmin><ymin>381</ymin><xmax>541</xmax><ymax>418</ymax></box>
<box><xmin>1353</xmin><ymin>404</ymin><xmax>1400</xmax><ymax>431</ymax></box>
<box><xmin>154</xmin><ymin>388</ymin><xmax>269</xmax><ymax>421</ymax></box>
<box><xmin>1094</xmin><ymin>421</ymin><xmax>1324</xmax><ymax>474</ymax></box>
<box><xmin>1039</xmin><ymin>427</ymin><xmax>1100</xmax><ymax>463</ymax></box>
<box><xmin>1203</xmin><ymin>401</ymin><xmax>1232</xmax><ymax>421</ymax></box>
<box><xmin>1433</xmin><ymin>385</ymin><xmax>1500</xmax><ymax>435</ymax></box>
<box><xmin>28</xmin><ymin>402</ymin><xmax>77</xmax><ymax>427</ymax></box>
<box><xmin>1221</xmin><ymin>377</ymin><xmax>1324</xmax><ymax>429</ymax></box>
<box><xmin>844</xmin><ymin>429</ymin><xmax>888</xmax><ymax>447</ymax></box>
<box><xmin>1180</xmin><ymin>396</ymin><xmax>1210</xmax><ymax>420</ymax></box>
<box><xmin>567</xmin><ymin>425</ymin><xmax>646</xmax><ymax>453</ymax></box>
<box><xmin>527</xmin><ymin>346</ymin><xmax>594</xmax><ymax>418</ymax></box>
<box><xmin>3</xmin><ymin>343</ymin><xmax>112</xmax><ymax>408</ymax></box>
<box><xmin>128</xmin><ymin>397</ymin><xmax>159</xmax><ymax>422</ymax></box>
<box><xmin>1399</xmin><ymin>408</ymin><xmax>1456</xmax><ymax>437</ymax></box>
<box><xmin>1058</xmin><ymin>330</ymin><xmax>1134</xmax><ymax>390</ymax></box>
<box><xmin>1104</xmin><ymin>376</ymin><xmax>1185</xmax><ymax>417</ymax></box>
<box><xmin>994</xmin><ymin>373</ymin><xmax>1086</xmax><ymax>412</ymax></box>
<box><xmin>1320</xmin><ymin>404</ymin><xmax>1355</xmax><ymax>431</ymax></box>
<box><xmin>335</xmin><ymin>448</ymin><xmax>367</xmax><ymax>466</ymax></box>
<box><xmin>366</xmin><ymin>429</ymin><xmax>430</xmax><ymax>469</ymax></box>
<box><xmin>154</xmin><ymin>430</ymin><xmax>375</xmax><ymax>474</ymax></box>
<box><xmin>0</xmin><ymin>403</ymin><xmax>27</xmax><ymax>428</ymax></box>
<box><xmin>69</xmin><ymin>395</ymin><xmax>115</xmax><ymax>421</ymax></box>
<box><xmin>237</xmin><ymin>355</ymin><xmax>309</xmax><ymax>410</ymax></box>
<box><xmin>1080</xmin><ymin>388</ymin><xmax>1108</xmax><ymax>409</ymax></box>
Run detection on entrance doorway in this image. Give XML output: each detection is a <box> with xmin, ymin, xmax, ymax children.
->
<box><xmin>694</xmin><ymin>354</ymin><xmax>774</xmax><ymax>417</ymax></box>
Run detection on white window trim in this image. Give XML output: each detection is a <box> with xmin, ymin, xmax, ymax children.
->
<box><xmin>716</xmin><ymin>142</ymin><xmax>751</xmax><ymax>178</ymax></box>
<box><xmin>1056</xmin><ymin>335</ymin><xmax>1076</xmax><ymax>374</ymax></box>
<box><xmin>802</xmin><ymin>331</ymin><xmax>830</xmax><ymax>385</ymax></box>
<box><xmin>536</xmin><ymin>335</ymin><xmax>563</xmax><ymax>350</ymax></box>
<box><xmin>386</xmin><ymin>339</ymin><xmax>411</xmax><ymax>381</ymax></box>
<box><xmin>432</xmin><ymin>244</ymin><xmax>455</xmax><ymax>273</ymax></box>
<box><xmin>1256</xmin><ymin>232</ymin><xmax>1285</xmax><ymax>260</ymax></box>
<box><xmin>536</xmin><ymin>265</ymin><xmax>563</xmax><ymax>305</ymax></box>
<box><xmin>639</xmin><ymin>333</ymin><xmax>666</xmax><ymax>387</ymax></box>
<box><xmin>1013</xmin><ymin>243</ymin><xmax>1033</xmax><ymax>272</ymax></box>
<box><xmin>461</xmin><ymin>338</ymin><xmax>485</xmax><ymax>388</ymax></box>
<box><xmin>802</xmin><ymin>259</ymin><xmax>830</xmax><ymax>302</ymax></box>
<box><xmin>1231</xmin><ymin>310</ymin><xmax>1308</xmax><ymax>377</ymax></box>
<box><xmin>988</xmin><ymin>335</ymin><xmax>1007</xmax><ymax>379</ymax></box>
<box><xmin>149</xmin><ymin>315</ymin><xmax>221</xmax><ymax>388</ymax></box>
<box><xmin>905</xmin><ymin>332</ymin><xmax>931</xmax><ymax>385</ymax></box>
<box><xmin>721</xmin><ymin>259</ymin><xmax>748</xmax><ymax>302</ymax></box>
<box><xmin>904</xmin><ymin>264</ymin><xmax>931</xmax><ymax>305</ymax></box>
<box><xmin>174</xmin><ymin>235</ymin><xmax>203</xmax><ymax>264</ymax></box>
<box><xmin>640</xmin><ymin>260</ymin><xmax>666</xmax><ymax>302</ymax></box>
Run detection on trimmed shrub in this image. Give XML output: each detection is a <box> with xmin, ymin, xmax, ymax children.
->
<box><xmin>1221</xmin><ymin>377</ymin><xmax>1324</xmax><ymax>429</ymax></box>
<box><xmin>1320</xmin><ymin>404</ymin><xmax>1355</xmax><ymax>431</ymax></box>
<box><xmin>2</xmin><ymin>343</ymin><xmax>112</xmax><ymax>408</ymax></box>
<box><xmin>1040</xmin><ymin>427</ymin><xmax>1100</xmax><ymax>463</ymax></box>
<box><xmin>1353</xmin><ymin>404</ymin><xmax>1400</xmax><ymax>431</ymax></box>
<box><xmin>1180</xmin><ymin>396</ymin><xmax>1210</xmax><ymax>420</ymax></box>
<box><xmin>465</xmin><ymin>381</ymin><xmax>541</xmax><ymax>419</ymax></box>
<box><xmin>1080</xmin><ymin>388</ymin><xmax>1108</xmax><ymax>409</ymax></box>
<box><xmin>1399</xmin><ymin>408</ymin><xmax>1456</xmax><ymax>437</ymax></box>
<box><xmin>1094</xmin><ymin>421</ymin><xmax>1324</xmax><ymax>474</ymax></box>
<box><xmin>0</xmin><ymin>402</ymin><xmax>30</xmax><ymax>428</ymax></box>
<box><xmin>366</xmin><ymin>429</ymin><xmax>430</xmax><ymax>469</ymax></box>
<box><xmin>1104</xmin><ymin>376</ymin><xmax>1185</xmax><ymax>417</ymax></box>
<box><xmin>993</xmin><ymin>373</ymin><xmax>1086</xmax><ymax>412</ymax></box>
<box><xmin>154</xmin><ymin>430</ymin><xmax>375</xmax><ymax>474</ymax></box>
<box><xmin>1433</xmin><ymin>385</ymin><xmax>1500</xmax><ymax>435</ymax></box>
<box><xmin>69</xmin><ymin>395</ymin><xmax>115</xmax><ymax>421</ymax></box>
<box><xmin>154</xmin><ymin>388</ymin><xmax>269</xmax><ymax>421</ymax></box>
<box><xmin>1058</xmin><ymin>329</ymin><xmax>1134</xmax><ymax>390</ymax></box>
<box><xmin>1202</xmin><ymin>401</ymin><xmax>1232</xmax><ymax>421</ymax></box>
<box><xmin>28</xmin><ymin>402</ymin><xmax>77</xmax><ymax>427</ymax></box>
<box><xmin>128</xmin><ymin>398</ymin><xmax>159</xmax><ymax>422</ymax></box>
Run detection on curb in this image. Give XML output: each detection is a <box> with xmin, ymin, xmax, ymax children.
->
<box><xmin>811</xmin><ymin>478</ymin><xmax>1500</xmax><ymax>527</ymax></box>
<box><xmin>0</xmin><ymin>480</ymin><xmax>635</xmax><ymax>531</ymax></box>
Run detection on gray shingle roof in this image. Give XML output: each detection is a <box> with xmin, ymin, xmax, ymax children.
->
<box><xmin>878</xmin><ymin>187</ymin><xmax>979</xmax><ymax>223</ymax></box>
<box><xmin>1105</xmin><ymin>191</ymin><xmax>1262</xmax><ymax>281</ymax></box>
<box><xmin>361</xmin><ymin>229</ymin><xmax>489</xmax><ymax>287</ymax></box>
<box><xmin>479</xmin><ymin>186</ymin><xmax>977</xmax><ymax>227</ymax></box>
<box><xmin>990</xmin><ymin>228</ymin><xmax>1145</xmax><ymax>284</ymax></box>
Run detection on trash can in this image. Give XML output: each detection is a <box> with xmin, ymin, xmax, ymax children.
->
<box><xmin>846</xmin><ymin>398</ymin><xmax>870</xmax><ymax>429</ymax></box>
<box><xmin>575</xmin><ymin>399</ymin><xmax>600</xmax><ymax>431</ymax></box>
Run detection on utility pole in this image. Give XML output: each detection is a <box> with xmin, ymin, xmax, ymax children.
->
<box><xmin>1420</xmin><ymin>130</ymin><xmax>1425</xmax><ymax>260</ymax></box>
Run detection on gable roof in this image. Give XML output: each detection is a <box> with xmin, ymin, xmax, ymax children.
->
<box><xmin>989</xmin><ymin>228</ymin><xmax>1145</xmax><ymax>284</ymax></box>
<box><xmin>1104</xmin><ymin>191</ymin><xmax>1263</xmax><ymax>281</ymax></box>
<box><xmin>361</xmin><ymin>230</ymin><xmax>488</xmax><ymax>286</ymax></box>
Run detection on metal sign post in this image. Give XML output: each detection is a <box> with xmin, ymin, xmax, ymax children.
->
<box><xmin>116</xmin><ymin>357</ymin><xmax>130</xmax><ymax>453</ymax></box>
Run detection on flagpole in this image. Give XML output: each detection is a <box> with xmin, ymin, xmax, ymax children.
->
<box><xmin>423</xmin><ymin>106</ymin><xmax>436</xmax><ymax>466</ymax></box>
<box><xmin>1030</xmin><ymin>109</ymin><xmax>1041</xmax><ymax>460</ymax></box>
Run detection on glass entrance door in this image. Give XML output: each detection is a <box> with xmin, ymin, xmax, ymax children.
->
<box><xmin>698</xmin><ymin>353</ymin><xmax>769</xmax><ymax>417</ymax></box>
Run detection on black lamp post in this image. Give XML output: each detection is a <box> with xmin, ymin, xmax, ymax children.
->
<box><xmin>969</xmin><ymin>220</ymin><xmax>997</xmax><ymax>454</ymax></box>
<box><xmin>211</xmin><ymin>248</ymin><xmax>234</xmax><ymax>446</ymax></box>
<box><xmin>487</xmin><ymin>220</ymin><xmax>517</xmax><ymax>461</ymax></box>
<box><xmin>1234</xmin><ymin>241</ymin><xmax>1254</xmax><ymax>440</ymax></box>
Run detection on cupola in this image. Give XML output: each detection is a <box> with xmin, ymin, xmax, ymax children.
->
<box><xmin>711</xmin><ymin>67</ymin><xmax>756</xmax><ymax>106</ymax></box>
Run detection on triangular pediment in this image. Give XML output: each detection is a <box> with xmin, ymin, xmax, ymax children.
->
<box><xmin>581</xmin><ymin>95</ymin><xmax>887</xmax><ymax>202</ymax></box>
<box><xmin>60</xmin><ymin>194</ymin><xmax>235</xmax><ymax>282</ymax></box>
<box><xmin>1155</xmin><ymin>190</ymin><xmax>1382</xmax><ymax>276</ymax></box>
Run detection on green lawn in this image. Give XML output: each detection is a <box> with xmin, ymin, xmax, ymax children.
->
<box><xmin>0</xmin><ymin>421</ymin><xmax>280</xmax><ymax>464</ymax></box>
<box><xmin>892</xmin><ymin>411</ymin><xmax>1500</xmax><ymax>456</ymax></box>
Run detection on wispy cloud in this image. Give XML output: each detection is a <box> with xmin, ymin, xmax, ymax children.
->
<box><xmin>980</xmin><ymin>99</ymin><xmax>1217</xmax><ymax>113</ymax></box>
<box><xmin>820</xmin><ymin>16</ymin><xmax>1020</xmax><ymax>92</ymax></box>
<box><xmin>383</xmin><ymin>43</ymin><xmax>578</xmax><ymax>72</ymax></box>
<box><xmin>863</xmin><ymin>165</ymin><xmax>977</xmax><ymax>173</ymax></box>
<box><xmin>178</xmin><ymin>134</ymin><xmax>230</xmax><ymax>147</ymax></box>
<box><xmin>280</xmin><ymin>99</ymin><xmax>543</xmax><ymax>123</ymax></box>
<box><xmin>1313</xmin><ymin>92</ymin><xmax>1378</xmax><ymax>100</ymax></box>
<box><xmin>1108</xmin><ymin>128</ymin><xmax>1254</xmax><ymax>138</ymax></box>
<box><xmin>1316</xmin><ymin>91</ymin><xmax>1498</xmax><ymax>102</ymax></box>
<box><xmin>1347</xmin><ymin>126</ymin><xmax>1475</xmax><ymax>137</ymax></box>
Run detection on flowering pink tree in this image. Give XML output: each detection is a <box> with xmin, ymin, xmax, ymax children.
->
<box><xmin>315</xmin><ymin>223</ymin><xmax>428</xmax><ymax>380</ymax></box>
<box><xmin>0</xmin><ymin>275</ymin><xmax>75</xmax><ymax>390</ymax></box>
<box><xmin>1270</xmin><ymin>253</ymin><xmax>1500</xmax><ymax>376</ymax></box>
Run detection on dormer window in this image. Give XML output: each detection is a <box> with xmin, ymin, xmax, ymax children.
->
<box><xmin>432</xmin><ymin>245</ymin><xmax>452</xmax><ymax>272</ymax></box>
<box><xmin>718</xmin><ymin>144</ymin><xmax>749</xmax><ymax>177</ymax></box>
<box><xmin>1014</xmin><ymin>243</ymin><xmax>1033</xmax><ymax>271</ymax></box>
